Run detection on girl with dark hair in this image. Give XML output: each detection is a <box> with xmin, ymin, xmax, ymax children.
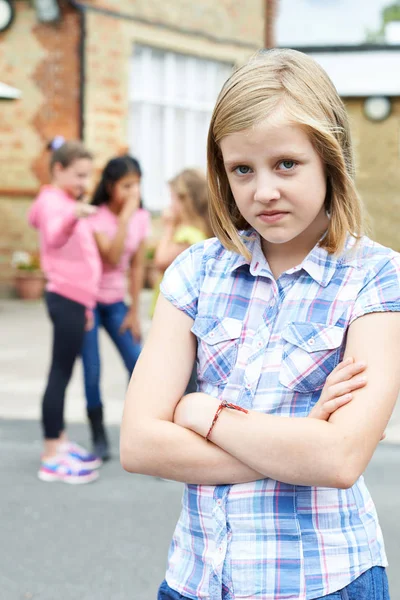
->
<box><xmin>28</xmin><ymin>137</ymin><xmax>102</xmax><ymax>485</ymax></box>
<box><xmin>82</xmin><ymin>155</ymin><xmax>150</xmax><ymax>459</ymax></box>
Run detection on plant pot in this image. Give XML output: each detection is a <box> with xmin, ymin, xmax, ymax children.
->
<box><xmin>14</xmin><ymin>271</ymin><xmax>45</xmax><ymax>300</ymax></box>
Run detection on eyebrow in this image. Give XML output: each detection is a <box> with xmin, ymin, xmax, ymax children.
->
<box><xmin>223</xmin><ymin>151</ymin><xmax>308</xmax><ymax>168</ymax></box>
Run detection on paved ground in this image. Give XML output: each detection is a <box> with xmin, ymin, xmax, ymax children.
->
<box><xmin>1</xmin><ymin>292</ymin><xmax>400</xmax><ymax>441</ymax></box>
<box><xmin>0</xmin><ymin>292</ymin><xmax>154</xmax><ymax>427</ymax></box>
<box><xmin>1</xmin><ymin>293</ymin><xmax>400</xmax><ymax>599</ymax></box>
<box><xmin>1</xmin><ymin>420</ymin><xmax>399</xmax><ymax>600</ymax></box>
<box><xmin>0</xmin><ymin>419</ymin><xmax>182</xmax><ymax>600</ymax></box>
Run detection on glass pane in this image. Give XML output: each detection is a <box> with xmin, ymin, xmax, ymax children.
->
<box><xmin>129</xmin><ymin>45</ymin><xmax>234</xmax><ymax>211</ymax></box>
<box><xmin>130</xmin><ymin>102</ymin><xmax>164</xmax><ymax>211</ymax></box>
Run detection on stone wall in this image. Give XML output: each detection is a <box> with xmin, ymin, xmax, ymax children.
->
<box><xmin>345</xmin><ymin>98</ymin><xmax>400</xmax><ymax>251</ymax></box>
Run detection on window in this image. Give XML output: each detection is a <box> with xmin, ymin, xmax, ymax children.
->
<box><xmin>129</xmin><ymin>45</ymin><xmax>233</xmax><ymax>212</ymax></box>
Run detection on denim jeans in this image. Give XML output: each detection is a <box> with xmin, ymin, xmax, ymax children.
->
<box><xmin>157</xmin><ymin>567</ymin><xmax>390</xmax><ymax>600</ymax></box>
<box><xmin>81</xmin><ymin>301</ymin><xmax>141</xmax><ymax>410</ymax></box>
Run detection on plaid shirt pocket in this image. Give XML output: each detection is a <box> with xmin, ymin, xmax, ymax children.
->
<box><xmin>279</xmin><ymin>321</ymin><xmax>345</xmax><ymax>393</ymax></box>
<box><xmin>192</xmin><ymin>316</ymin><xmax>242</xmax><ymax>385</ymax></box>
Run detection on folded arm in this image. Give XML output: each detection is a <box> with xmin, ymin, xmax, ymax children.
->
<box><xmin>121</xmin><ymin>294</ymin><xmax>400</xmax><ymax>488</ymax></box>
<box><xmin>176</xmin><ymin>312</ymin><xmax>400</xmax><ymax>488</ymax></box>
<box><xmin>120</xmin><ymin>294</ymin><xmax>264</xmax><ymax>484</ymax></box>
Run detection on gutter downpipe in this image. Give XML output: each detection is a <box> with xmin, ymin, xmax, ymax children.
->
<box><xmin>66</xmin><ymin>0</ymin><xmax>86</xmax><ymax>140</ymax></box>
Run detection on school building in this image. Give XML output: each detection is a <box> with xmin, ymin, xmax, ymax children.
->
<box><xmin>0</xmin><ymin>0</ymin><xmax>264</xmax><ymax>293</ymax></box>
<box><xmin>275</xmin><ymin>0</ymin><xmax>400</xmax><ymax>252</ymax></box>
<box><xmin>302</xmin><ymin>45</ymin><xmax>400</xmax><ymax>253</ymax></box>
<box><xmin>1</xmin><ymin>0</ymin><xmax>399</xmax><ymax>295</ymax></box>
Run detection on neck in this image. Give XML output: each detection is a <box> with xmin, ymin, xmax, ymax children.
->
<box><xmin>262</xmin><ymin>212</ymin><xmax>329</xmax><ymax>279</ymax></box>
<box><xmin>50</xmin><ymin>182</ymin><xmax>74</xmax><ymax>199</ymax></box>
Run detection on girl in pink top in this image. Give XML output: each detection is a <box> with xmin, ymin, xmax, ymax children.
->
<box><xmin>28</xmin><ymin>138</ymin><xmax>102</xmax><ymax>485</ymax></box>
<box><xmin>82</xmin><ymin>156</ymin><xmax>150</xmax><ymax>459</ymax></box>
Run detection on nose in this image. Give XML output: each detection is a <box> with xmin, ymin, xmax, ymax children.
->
<box><xmin>254</xmin><ymin>173</ymin><xmax>281</xmax><ymax>204</ymax></box>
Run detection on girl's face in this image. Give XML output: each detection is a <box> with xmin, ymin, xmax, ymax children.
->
<box><xmin>53</xmin><ymin>158</ymin><xmax>93</xmax><ymax>200</ymax></box>
<box><xmin>220</xmin><ymin>117</ymin><xmax>329</xmax><ymax>257</ymax></box>
<box><xmin>110</xmin><ymin>172</ymin><xmax>141</xmax><ymax>210</ymax></box>
<box><xmin>170</xmin><ymin>188</ymin><xmax>185</xmax><ymax>220</ymax></box>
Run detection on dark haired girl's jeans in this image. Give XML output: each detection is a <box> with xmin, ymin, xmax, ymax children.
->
<box><xmin>42</xmin><ymin>292</ymin><xmax>86</xmax><ymax>439</ymax></box>
<box><xmin>81</xmin><ymin>301</ymin><xmax>141</xmax><ymax>410</ymax></box>
<box><xmin>157</xmin><ymin>566</ymin><xmax>390</xmax><ymax>599</ymax></box>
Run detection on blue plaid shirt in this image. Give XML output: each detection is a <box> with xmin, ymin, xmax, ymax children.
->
<box><xmin>160</xmin><ymin>230</ymin><xmax>400</xmax><ymax>600</ymax></box>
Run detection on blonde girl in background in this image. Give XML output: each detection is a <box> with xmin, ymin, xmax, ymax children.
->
<box><xmin>29</xmin><ymin>138</ymin><xmax>102</xmax><ymax>485</ymax></box>
<box><xmin>151</xmin><ymin>168</ymin><xmax>213</xmax><ymax>392</ymax></box>
<box><xmin>121</xmin><ymin>50</ymin><xmax>400</xmax><ymax>599</ymax></box>
<box><xmin>153</xmin><ymin>168</ymin><xmax>213</xmax><ymax>276</ymax></box>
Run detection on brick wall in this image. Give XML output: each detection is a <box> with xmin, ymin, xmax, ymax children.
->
<box><xmin>83</xmin><ymin>2</ymin><xmax>264</xmax><ymax>173</ymax></box>
<box><xmin>0</xmin><ymin>2</ymin><xmax>81</xmax><ymax>292</ymax></box>
<box><xmin>1</xmin><ymin>0</ymin><xmax>399</xmax><ymax>296</ymax></box>
<box><xmin>84</xmin><ymin>0</ymin><xmax>265</xmax><ymax>47</ymax></box>
<box><xmin>0</xmin><ymin>0</ymin><xmax>264</xmax><ymax>294</ymax></box>
<box><xmin>345</xmin><ymin>98</ymin><xmax>400</xmax><ymax>252</ymax></box>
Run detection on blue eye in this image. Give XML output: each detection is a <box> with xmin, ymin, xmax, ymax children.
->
<box><xmin>279</xmin><ymin>160</ymin><xmax>295</xmax><ymax>171</ymax></box>
<box><xmin>234</xmin><ymin>165</ymin><xmax>251</xmax><ymax>175</ymax></box>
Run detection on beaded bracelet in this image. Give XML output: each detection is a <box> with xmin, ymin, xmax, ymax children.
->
<box><xmin>205</xmin><ymin>400</ymin><xmax>249</xmax><ymax>441</ymax></box>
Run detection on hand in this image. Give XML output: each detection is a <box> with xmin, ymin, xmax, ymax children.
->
<box><xmin>119</xmin><ymin>310</ymin><xmax>141</xmax><ymax>342</ymax></box>
<box><xmin>120</xmin><ymin>191</ymin><xmax>140</xmax><ymax>223</ymax></box>
<box><xmin>85</xmin><ymin>311</ymin><xmax>94</xmax><ymax>331</ymax></box>
<box><xmin>162</xmin><ymin>206</ymin><xmax>180</xmax><ymax>229</ymax></box>
<box><xmin>76</xmin><ymin>203</ymin><xmax>97</xmax><ymax>219</ymax></box>
<box><xmin>309</xmin><ymin>357</ymin><xmax>367</xmax><ymax>421</ymax></box>
<box><xmin>174</xmin><ymin>393</ymin><xmax>219</xmax><ymax>436</ymax></box>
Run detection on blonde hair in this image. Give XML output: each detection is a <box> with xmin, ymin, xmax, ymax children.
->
<box><xmin>169</xmin><ymin>168</ymin><xmax>213</xmax><ymax>238</ymax></box>
<box><xmin>207</xmin><ymin>48</ymin><xmax>365</xmax><ymax>259</ymax></box>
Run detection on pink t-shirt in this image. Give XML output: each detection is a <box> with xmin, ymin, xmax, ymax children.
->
<box><xmin>28</xmin><ymin>185</ymin><xmax>101</xmax><ymax>310</ymax></box>
<box><xmin>88</xmin><ymin>205</ymin><xmax>150</xmax><ymax>304</ymax></box>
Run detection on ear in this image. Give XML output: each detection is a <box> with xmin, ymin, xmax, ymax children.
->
<box><xmin>52</xmin><ymin>162</ymin><xmax>63</xmax><ymax>177</ymax></box>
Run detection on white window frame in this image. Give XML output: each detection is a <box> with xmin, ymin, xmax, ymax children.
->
<box><xmin>129</xmin><ymin>45</ymin><xmax>233</xmax><ymax>212</ymax></box>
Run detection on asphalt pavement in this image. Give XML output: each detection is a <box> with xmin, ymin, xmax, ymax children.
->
<box><xmin>1</xmin><ymin>293</ymin><xmax>399</xmax><ymax>600</ymax></box>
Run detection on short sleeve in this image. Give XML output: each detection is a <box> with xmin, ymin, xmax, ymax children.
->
<box><xmin>174</xmin><ymin>226</ymin><xmax>205</xmax><ymax>245</ymax></box>
<box><xmin>159</xmin><ymin>242</ymin><xmax>205</xmax><ymax>320</ymax></box>
<box><xmin>350</xmin><ymin>254</ymin><xmax>400</xmax><ymax>324</ymax></box>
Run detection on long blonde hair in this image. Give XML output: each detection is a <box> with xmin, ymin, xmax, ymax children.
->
<box><xmin>169</xmin><ymin>168</ymin><xmax>213</xmax><ymax>238</ymax></box>
<box><xmin>207</xmin><ymin>48</ymin><xmax>364</xmax><ymax>259</ymax></box>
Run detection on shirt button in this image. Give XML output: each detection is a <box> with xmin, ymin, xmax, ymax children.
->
<box><xmin>308</xmin><ymin>338</ymin><xmax>315</xmax><ymax>346</ymax></box>
<box><xmin>217</xmin><ymin>499</ymin><xmax>222</xmax><ymax>506</ymax></box>
<box><xmin>209</xmin><ymin>331</ymin><xmax>214</xmax><ymax>338</ymax></box>
<box><xmin>257</xmin><ymin>341</ymin><xmax>263</xmax><ymax>348</ymax></box>
<box><xmin>270</xmin><ymin>298</ymin><xmax>275</xmax><ymax>307</ymax></box>
<box><xmin>246</xmin><ymin>382</ymin><xmax>251</xmax><ymax>389</ymax></box>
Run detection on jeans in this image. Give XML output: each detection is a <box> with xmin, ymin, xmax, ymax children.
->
<box><xmin>157</xmin><ymin>567</ymin><xmax>390</xmax><ymax>599</ymax></box>
<box><xmin>42</xmin><ymin>292</ymin><xmax>86</xmax><ymax>439</ymax></box>
<box><xmin>318</xmin><ymin>567</ymin><xmax>390</xmax><ymax>599</ymax></box>
<box><xmin>81</xmin><ymin>301</ymin><xmax>141</xmax><ymax>410</ymax></box>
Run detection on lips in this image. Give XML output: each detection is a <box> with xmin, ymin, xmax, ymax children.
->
<box><xmin>257</xmin><ymin>210</ymin><xmax>289</xmax><ymax>224</ymax></box>
<box><xmin>258</xmin><ymin>211</ymin><xmax>288</xmax><ymax>217</ymax></box>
